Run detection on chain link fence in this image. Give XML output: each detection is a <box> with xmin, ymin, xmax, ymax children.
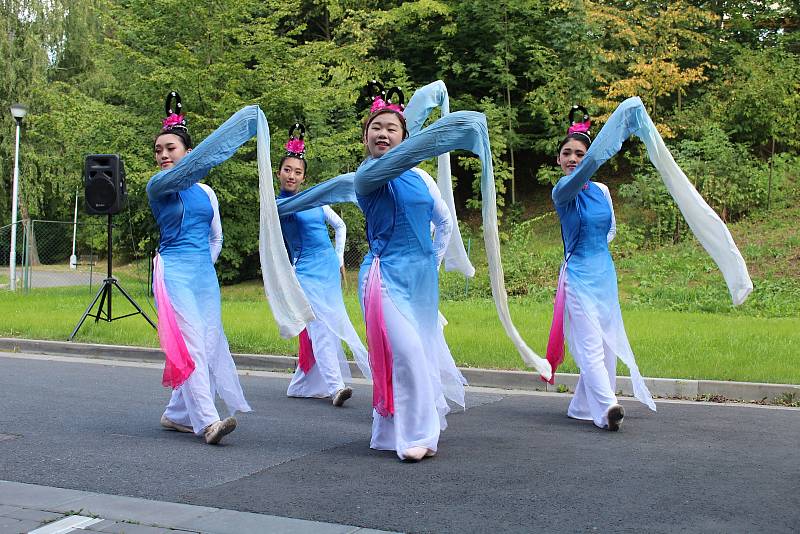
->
<box><xmin>0</xmin><ymin>219</ymin><xmax>106</xmax><ymax>292</ymax></box>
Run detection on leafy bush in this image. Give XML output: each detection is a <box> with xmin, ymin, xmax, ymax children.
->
<box><xmin>620</xmin><ymin>125</ymin><xmax>771</xmax><ymax>244</ymax></box>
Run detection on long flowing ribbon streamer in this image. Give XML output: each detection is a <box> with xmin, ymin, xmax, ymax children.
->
<box><xmin>255</xmin><ymin>109</ymin><xmax>317</xmax><ymax>337</ymax></box>
<box><xmin>634</xmin><ymin>105</ymin><xmax>752</xmax><ymax>305</ymax></box>
<box><xmin>405</xmin><ymin>81</ymin><xmax>475</xmax><ymax>276</ymax></box>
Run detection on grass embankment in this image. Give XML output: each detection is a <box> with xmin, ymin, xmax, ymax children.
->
<box><xmin>1</xmin><ymin>279</ymin><xmax>797</xmax><ymax>384</ymax></box>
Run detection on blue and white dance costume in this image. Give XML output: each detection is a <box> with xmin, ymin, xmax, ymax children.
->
<box><xmin>551</xmin><ymin>97</ymin><xmax>752</xmax><ymax>427</ymax></box>
<box><xmin>275</xmin><ymin>165</ymin><xmax>458</xmax><ymax>456</ymax></box>
<box><xmin>552</xmin><ymin>176</ymin><xmax>647</xmax><ymax>427</ymax></box>
<box><xmin>355</xmin><ymin>165</ymin><xmax>457</xmax><ymax>456</ymax></box>
<box><xmin>278</xmin><ymin>195</ymin><xmax>369</xmax><ymax>398</ymax></box>
<box><xmin>148</xmin><ymin>165</ymin><xmax>251</xmax><ymax>435</ymax></box>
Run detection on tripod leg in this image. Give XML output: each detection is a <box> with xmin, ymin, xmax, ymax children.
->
<box><xmin>69</xmin><ymin>281</ymin><xmax>109</xmax><ymax>340</ymax></box>
<box><xmin>113</xmin><ymin>280</ymin><xmax>157</xmax><ymax>329</ymax></box>
<box><xmin>95</xmin><ymin>282</ymin><xmax>111</xmax><ymax>322</ymax></box>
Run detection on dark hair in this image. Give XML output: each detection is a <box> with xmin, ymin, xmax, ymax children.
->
<box><xmin>362</xmin><ymin>109</ymin><xmax>409</xmax><ymax>140</ymax></box>
<box><xmin>278</xmin><ymin>155</ymin><xmax>308</xmax><ymax>175</ymax></box>
<box><xmin>557</xmin><ymin>132</ymin><xmax>591</xmax><ymax>152</ymax></box>
<box><xmin>155</xmin><ymin>128</ymin><xmax>193</xmax><ymax>150</ymax></box>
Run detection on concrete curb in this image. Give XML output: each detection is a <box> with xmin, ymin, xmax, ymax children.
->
<box><xmin>0</xmin><ymin>479</ymin><xmax>394</xmax><ymax>533</ymax></box>
<box><xmin>2</xmin><ymin>337</ymin><xmax>798</xmax><ymax>403</ymax></box>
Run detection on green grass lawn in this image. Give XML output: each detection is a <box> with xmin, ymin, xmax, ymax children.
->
<box><xmin>1</xmin><ymin>282</ymin><xmax>797</xmax><ymax>384</ymax></box>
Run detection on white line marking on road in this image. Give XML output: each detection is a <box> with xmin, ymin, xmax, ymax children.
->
<box><xmin>28</xmin><ymin>515</ymin><xmax>103</xmax><ymax>533</ymax></box>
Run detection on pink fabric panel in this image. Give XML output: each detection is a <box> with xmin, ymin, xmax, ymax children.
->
<box><xmin>543</xmin><ymin>265</ymin><xmax>567</xmax><ymax>384</ymax></box>
<box><xmin>297</xmin><ymin>328</ymin><xmax>316</xmax><ymax>374</ymax></box>
<box><xmin>364</xmin><ymin>257</ymin><xmax>394</xmax><ymax>417</ymax></box>
<box><xmin>153</xmin><ymin>255</ymin><xmax>196</xmax><ymax>389</ymax></box>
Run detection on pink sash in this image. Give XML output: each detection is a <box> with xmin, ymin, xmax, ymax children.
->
<box><xmin>543</xmin><ymin>264</ymin><xmax>567</xmax><ymax>384</ymax></box>
<box><xmin>364</xmin><ymin>257</ymin><xmax>394</xmax><ymax>417</ymax></box>
<box><xmin>153</xmin><ymin>254</ymin><xmax>196</xmax><ymax>388</ymax></box>
<box><xmin>298</xmin><ymin>328</ymin><xmax>316</xmax><ymax>374</ymax></box>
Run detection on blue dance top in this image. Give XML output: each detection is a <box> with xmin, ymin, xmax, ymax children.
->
<box><xmin>357</xmin><ymin>168</ymin><xmax>438</xmax><ymax>329</ymax></box>
<box><xmin>149</xmin><ymin>185</ymin><xmax>213</xmax><ymax>258</ymax></box>
<box><xmin>278</xmin><ymin>191</ymin><xmax>341</xmax><ymax>292</ymax></box>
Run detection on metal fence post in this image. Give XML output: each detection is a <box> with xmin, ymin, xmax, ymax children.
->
<box><xmin>22</xmin><ymin>222</ymin><xmax>29</xmax><ymax>292</ymax></box>
<box><xmin>464</xmin><ymin>237</ymin><xmax>472</xmax><ymax>298</ymax></box>
<box><xmin>27</xmin><ymin>220</ymin><xmax>34</xmax><ymax>292</ymax></box>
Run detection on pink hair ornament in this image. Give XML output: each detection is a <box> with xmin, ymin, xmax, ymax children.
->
<box><xmin>366</xmin><ymin>80</ymin><xmax>405</xmax><ymax>115</ymax></box>
<box><xmin>285</xmin><ymin>123</ymin><xmax>306</xmax><ymax>159</ymax></box>
<box><xmin>161</xmin><ymin>91</ymin><xmax>188</xmax><ymax>132</ymax></box>
<box><xmin>567</xmin><ymin>104</ymin><xmax>591</xmax><ymax>137</ymax></box>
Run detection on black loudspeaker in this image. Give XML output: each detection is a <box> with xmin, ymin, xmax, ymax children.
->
<box><xmin>85</xmin><ymin>154</ymin><xmax>127</xmax><ymax>215</ymax></box>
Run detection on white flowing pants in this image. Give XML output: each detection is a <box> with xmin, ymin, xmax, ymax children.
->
<box><xmin>160</xmin><ymin>256</ymin><xmax>251</xmax><ymax>435</ymax></box>
<box><xmin>163</xmin><ymin>314</ymin><xmax>222</xmax><ymax>435</ymax></box>
<box><xmin>287</xmin><ymin>319</ymin><xmax>348</xmax><ymax>398</ymax></box>
<box><xmin>564</xmin><ymin>284</ymin><xmax>618</xmax><ymax>429</ymax></box>
<box><xmin>370</xmin><ymin>288</ymin><xmax>442</xmax><ymax>458</ymax></box>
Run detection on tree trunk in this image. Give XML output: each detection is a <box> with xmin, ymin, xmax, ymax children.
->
<box><xmin>19</xmin><ymin>202</ymin><xmax>40</xmax><ymax>266</ymax></box>
<box><xmin>504</xmin><ymin>7</ymin><xmax>516</xmax><ymax>204</ymax></box>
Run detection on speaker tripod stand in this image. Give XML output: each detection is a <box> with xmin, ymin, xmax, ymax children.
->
<box><xmin>69</xmin><ymin>214</ymin><xmax>156</xmax><ymax>340</ymax></box>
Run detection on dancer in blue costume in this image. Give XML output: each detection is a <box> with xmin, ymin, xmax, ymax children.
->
<box><xmin>355</xmin><ymin>84</ymin><xmax>459</xmax><ymax>461</ymax></box>
<box><xmin>277</xmin><ymin>124</ymin><xmax>369</xmax><ymax>406</ymax></box>
<box><xmin>549</xmin><ymin>106</ymin><xmax>638</xmax><ymax>430</ymax></box>
<box><xmin>546</xmin><ymin>100</ymin><xmax>752</xmax><ymax>430</ymax></box>
<box><xmin>277</xmin><ymin>80</ymin><xmax>560</xmax><ymax>459</ymax></box>
<box><xmin>148</xmin><ymin>92</ymin><xmax>251</xmax><ymax>445</ymax></box>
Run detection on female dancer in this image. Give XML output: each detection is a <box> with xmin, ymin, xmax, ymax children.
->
<box><xmin>277</xmin><ymin>124</ymin><xmax>369</xmax><ymax>406</ymax></box>
<box><xmin>544</xmin><ymin>100</ymin><xmax>752</xmax><ymax>430</ymax></box>
<box><xmin>546</xmin><ymin>106</ymin><xmax>642</xmax><ymax>430</ymax></box>
<box><xmin>148</xmin><ymin>92</ymin><xmax>251</xmax><ymax>444</ymax></box>
<box><xmin>277</xmin><ymin>80</ymin><xmax>557</xmax><ymax>459</ymax></box>
<box><xmin>355</xmin><ymin>85</ymin><xmax>460</xmax><ymax>461</ymax></box>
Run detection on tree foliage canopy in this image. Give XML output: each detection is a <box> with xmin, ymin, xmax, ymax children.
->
<box><xmin>2</xmin><ymin>0</ymin><xmax>798</xmax><ymax>280</ymax></box>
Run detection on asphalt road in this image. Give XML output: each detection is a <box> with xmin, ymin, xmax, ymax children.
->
<box><xmin>0</xmin><ymin>353</ymin><xmax>797</xmax><ymax>533</ymax></box>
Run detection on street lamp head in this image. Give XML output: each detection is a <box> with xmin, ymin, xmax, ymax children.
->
<box><xmin>10</xmin><ymin>103</ymin><xmax>27</xmax><ymax>121</ymax></box>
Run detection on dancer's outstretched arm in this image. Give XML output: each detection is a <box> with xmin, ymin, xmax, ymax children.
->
<box><xmin>276</xmin><ymin>173</ymin><xmax>357</xmax><ymax>216</ymax></box>
<box><xmin>552</xmin><ymin>98</ymin><xmax>645</xmax><ymax>206</ymax></box>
